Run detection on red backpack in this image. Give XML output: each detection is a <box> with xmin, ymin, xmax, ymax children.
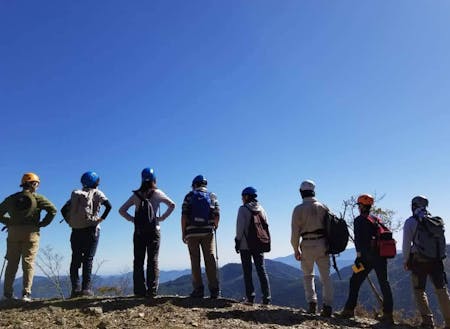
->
<box><xmin>367</xmin><ymin>215</ymin><xmax>397</xmax><ymax>258</ymax></box>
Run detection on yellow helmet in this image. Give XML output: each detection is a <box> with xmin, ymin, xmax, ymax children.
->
<box><xmin>21</xmin><ymin>172</ymin><xmax>40</xmax><ymax>186</ymax></box>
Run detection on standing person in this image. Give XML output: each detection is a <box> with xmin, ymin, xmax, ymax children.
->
<box><xmin>235</xmin><ymin>186</ymin><xmax>271</xmax><ymax>305</ymax></box>
<box><xmin>119</xmin><ymin>168</ymin><xmax>175</xmax><ymax>297</ymax></box>
<box><xmin>290</xmin><ymin>180</ymin><xmax>333</xmax><ymax>317</ymax></box>
<box><xmin>0</xmin><ymin>173</ymin><xmax>57</xmax><ymax>301</ymax></box>
<box><xmin>340</xmin><ymin>194</ymin><xmax>394</xmax><ymax>324</ymax></box>
<box><xmin>402</xmin><ymin>196</ymin><xmax>450</xmax><ymax>329</ymax></box>
<box><xmin>181</xmin><ymin>175</ymin><xmax>220</xmax><ymax>299</ymax></box>
<box><xmin>61</xmin><ymin>171</ymin><xmax>112</xmax><ymax>298</ymax></box>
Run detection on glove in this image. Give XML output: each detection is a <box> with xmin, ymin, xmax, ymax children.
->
<box><xmin>234</xmin><ymin>238</ymin><xmax>240</xmax><ymax>254</ymax></box>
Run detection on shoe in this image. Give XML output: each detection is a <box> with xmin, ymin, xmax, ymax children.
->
<box><xmin>262</xmin><ymin>298</ymin><xmax>271</xmax><ymax>305</ymax></box>
<box><xmin>209</xmin><ymin>288</ymin><xmax>220</xmax><ymax>299</ymax></box>
<box><xmin>81</xmin><ymin>289</ymin><xmax>94</xmax><ymax>297</ymax></box>
<box><xmin>70</xmin><ymin>290</ymin><xmax>82</xmax><ymax>298</ymax></box>
<box><xmin>320</xmin><ymin>305</ymin><xmax>332</xmax><ymax>317</ymax></box>
<box><xmin>308</xmin><ymin>302</ymin><xmax>317</xmax><ymax>314</ymax></box>
<box><xmin>243</xmin><ymin>298</ymin><xmax>254</xmax><ymax>305</ymax></box>
<box><xmin>378</xmin><ymin>312</ymin><xmax>394</xmax><ymax>325</ymax></box>
<box><xmin>146</xmin><ymin>290</ymin><xmax>157</xmax><ymax>298</ymax></box>
<box><xmin>338</xmin><ymin>308</ymin><xmax>354</xmax><ymax>319</ymax></box>
<box><xmin>2</xmin><ymin>293</ymin><xmax>14</xmax><ymax>301</ymax></box>
<box><xmin>22</xmin><ymin>293</ymin><xmax>32</xmax><ymax>302</ymax></box>
<box><xmin>189</xmin><ymin>287</ymin><xmax>204</xmax><ymax>298</ymax></box>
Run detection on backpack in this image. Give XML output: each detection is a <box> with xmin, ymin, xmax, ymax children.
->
<box><xmin>367</xmin><ymin>215</ymin><xmax>397</xmax><ymax>258</ymax></box>
<box><xmin>189</xmin><ymin>190</ymin><xmax>212</xmax><ymax>227</ymax></box>
<box><xmin>413</xmin><ymin>214</ymin><xmax>446</xmax><ymax>260</ymax></box>
<box><xmin>66</xmin><ymin>189</ymin><xmax>97</xmax><ymax>228</ymax></box>
<box><xmin>12</xmin><ymin>191</ymin><xmax>37</xmax><ymax>222</ymax></box>
<box><xmin>323</xmin><ymin>211</ymin><xmax>349</xmax><ymax>255</ymax></box>
<box><xmin>134</xmin><ymin>190</ymin><xmax>156</xmax><ymax>235</ymax></box>
<box><xmin>244</xmin><ymin>205</ymin><xmax>271</xmax><ymax>253</ymax></box>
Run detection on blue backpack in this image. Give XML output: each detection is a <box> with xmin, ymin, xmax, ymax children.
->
<box><xmin>189</xmin><ymin>190</ymin><xmax>212</xmax><ymax>227</ymax></box>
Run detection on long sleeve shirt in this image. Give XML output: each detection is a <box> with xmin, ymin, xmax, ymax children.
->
<box><xmin>119</xmin><ymin>188</ymin><xmax>175</xmax><ymax>230</ymax></box>
<box><xmin>290</xmin><ymin>197</ymin><xmax>328</xmax><ymax>251</ymax></box>
<box><xmin>0</xmin><ymin>191</ymin><xmax>56</xmax><ymax>228</ymax></box>
<box><xmin>402</xmin><ymin>216</ymin><xmax>418</xmax><ymax>262</ymax></box>
<box><xmin>353</xmin><ymin>214</ymin><xmax>378</xmax><ymax>255</ymax></box>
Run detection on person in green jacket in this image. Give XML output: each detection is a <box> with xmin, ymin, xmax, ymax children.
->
<box><xmin>0</xmin><ymin>172</ymin><xmax>57</xmax><ymax>301</ymax></box>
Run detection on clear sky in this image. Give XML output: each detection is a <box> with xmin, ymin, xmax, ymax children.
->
<box><xmin>1</xmin><ymin>0</ymin><xmax>450</xmax><ymax>275</ymax></box>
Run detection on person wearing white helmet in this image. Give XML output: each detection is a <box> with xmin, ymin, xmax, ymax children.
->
<box><xmin>290</xmin><ymin>180</ymin><xmax>333</xmax><ymax>317</ymax></box>
<box><xmin>0</xmin><ymin>173</ymin><xmax>57</xmax><ymax>301</ymax></box>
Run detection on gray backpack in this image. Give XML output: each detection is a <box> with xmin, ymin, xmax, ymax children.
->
<box><xmin>414</xmin><ymin>214</ymin><xmax>446</xmax><ymax>260</ymax></box>
<box><xmin>67</xmin><ymin>189</ymin><xmax>97</xmax><ymax>229</ymax></box>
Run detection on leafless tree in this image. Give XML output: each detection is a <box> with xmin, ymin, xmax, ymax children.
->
<box><xmin>35</xmin><ymin>245</ymin><xmax>67</xmax><ymax>299</ymax></box>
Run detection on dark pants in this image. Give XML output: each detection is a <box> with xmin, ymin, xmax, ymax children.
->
<box><xmin>133</xmin><ymin>230</ymin><xmax>160</xmax><ymax>296</ymax></box>
<box><xmin>70</xmin><ymin>227</ymin><xmax>99</xmax><ymax>291</ymax></box>
<box><xmin>344</xmin><ymin>252</ymin><xmax>393</xmax><ymax>313</ymax></box>
<box><xmin>240</xmin><ymin>250</ymin><xmax>271</xmax><ymax>302</ymax></box>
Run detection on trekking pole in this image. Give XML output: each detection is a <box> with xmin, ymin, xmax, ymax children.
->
<box><xmin>214</xmin><ymin>227</ymin><xmax>221</xmax><ymax>296</ymax></box>
<box><xmin>0</xmin><ymin>256</ymin><xmax>6</xmax><ymax>283</ymax></box>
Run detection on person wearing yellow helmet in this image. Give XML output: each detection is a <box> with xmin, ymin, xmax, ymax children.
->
<box><xmin>339</xmin><ymin>194</ymin><xmax>394</xmax><ymax>324</ymax></box>
<box><xmin>0</xmin><ymin>172</ymin><xmax>57</xmax><ymax>301</ymax></box>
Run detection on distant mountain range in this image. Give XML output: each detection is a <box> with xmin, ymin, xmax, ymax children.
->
<box><xmin>2</xmin><ymin>247</ymin><xmax>449</xmax><ymax>321</ymax></box>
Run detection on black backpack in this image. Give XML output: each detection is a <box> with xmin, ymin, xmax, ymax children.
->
<box><xmin>414</xmin><ymin>214</ymin><xmax>446</xmax><ymax>260</ymax></box>
<box><xmin>244</xmin><ymin>205</ymin><xmax>271</xmax><ymax>253</ymax></box>
<box><xmin>324</xmin><ymin>211</ymin><xmax>349</xmax><ymax>255</ymax></box>
<box><xmin>134</xmin><ymin>190</ymin><xmax>156</xmax><ymax>235</ymax></box>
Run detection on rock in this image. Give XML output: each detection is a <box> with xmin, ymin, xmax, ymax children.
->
<box><xmin>83</xmin><ymin>307</ymin><xmax>103</xmax><ymax>316</ymax></box>
<box><xmin>138</xmin><ymin>313</ymin><xmax>145</xmax><ymax>318</ymax></box>
<box><xmin>55</xmin><ymin>316</ymin><xmax>66</xmax><ymax>326</ymax></box>
<box><xmin>97</xmin><ymin>320</ymin><xmax>109</xmax><ymax>329</ymax></box>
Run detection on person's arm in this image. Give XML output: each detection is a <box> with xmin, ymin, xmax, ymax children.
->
<box><xmin>181</xmin><ymin>193</ymin><xmax>191</xmax><ymax>243</ymax></box>
<box><xmin>402</xmin><ymin>218</ymin><xmax>415</xmax><ymax>270</ymax></box>
<box><xmin>290</xmin><ymin>207</ymin><xmax>302</xmax><ymax>260</ymax></box>
<box><xmin>118</xmin><ymin>195</ymin><xmax>136</xmax><ymax>222</ymax></box>
<box><xmin>155</xmin><ymin>190</ymin><xmax>175</xmax><ymax>222</ymax></box>
<box><xmin>99</xmin><ymin>200</ymin><xmax>112</xmax><ymax>220</ymax></box>
<box><xmin>210</xmin><ymin>192</ymin><xmax>220</xmax><ymax>229</ymax></box>
<box><xmin>354</xmin><ymin>217</ymin><xmax>362</xmax><ymax>257</ymax></box>
<box><xmin>0</xmin><ymin>197</ymin><xmax>10</xmax><ymax>226</ymax></box>
<box><xmin>37</xmin><ymin>195</ymin><xmax>57</xmax><ymax>227</ymax></box>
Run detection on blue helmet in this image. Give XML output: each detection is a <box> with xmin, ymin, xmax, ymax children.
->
<box><xmin>192</xmin><ymin>175</ymin><xmax>207</xmax><ymax>187</ymax></box>
<box><xmin>242</xmin><ymin>186</ymin><xmax>257</xmax><ymax>197</ymax></box>
<box><xmin>81</xmin><ymin>171</ymin><xmax>100</xmax><ymax>188</ymax></box>
<box><xmin>141</xmin><ymin>167</ymin><xmax>156</xmax><ymax>182</ymax></box>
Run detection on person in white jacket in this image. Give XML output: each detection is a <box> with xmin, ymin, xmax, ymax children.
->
<box><xmin>235</xmin><ymin>186</ymin><xmax>271</xmax><ymax>305</ymax></box>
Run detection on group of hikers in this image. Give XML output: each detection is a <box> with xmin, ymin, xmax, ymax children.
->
<box><xmin>0</xmin><ymin>170</ymin><xmax>449</xmax><ymax>329</ymax></box>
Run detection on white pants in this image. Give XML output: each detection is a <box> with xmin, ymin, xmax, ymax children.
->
<box><xmin>300</xmin><ymin>240</ymin><xmax>333</xmax><ymax>306</ymax></box>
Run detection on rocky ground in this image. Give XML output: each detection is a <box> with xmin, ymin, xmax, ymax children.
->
<box><xmin>0</xmin><ymin>295</ymin><xmax>423</xmax><ymax>329</ymax></box>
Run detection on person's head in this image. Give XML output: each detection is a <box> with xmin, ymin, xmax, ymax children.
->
<box><xmin>241</xmin><ymin>186</ymin><xmax>258</xmax><ymax>204</ymax></box>
<box><xmin>411</xmin><ymin>195</ymin><xmax>428</xmax><ymax>213</ymax></box>
<box><xmin>81</xmin><ymin>171</ymin><xmax>100</xmax><ymax>188</ymax></box>
<box><xmin>356</xmin><ymin>194</ymin><xmax>374</xmax><ymax>214</ymax></box>
<box><xmin>299</xmin><ymin>180</ymin><xmax>315</xmax><ymax>199</ymax></box>
<box><xmin>139</xmin><ymin>167</ymin><xmax>157</xmax><ymax>191</ymax></box>
<box><xmin>20</xmin><ymin>172</ymin><xmax>40</xmax><ymax>192</ymax></box>
<box><xmin>192</xmin><ymin>175</ymin><xmax>207</xmax><ymax>189</ymax></box>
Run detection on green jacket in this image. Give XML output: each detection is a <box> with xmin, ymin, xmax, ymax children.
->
<box><xmin>0</xmin><ymin>191</ymin><xmax>57</xmax><ymax>228</ymax></box>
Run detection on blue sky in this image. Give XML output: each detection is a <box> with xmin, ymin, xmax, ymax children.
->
<box><xmin>1</xmin><ymin>0</ymin><xmax>450</xmax><ymax>274</ymax></box>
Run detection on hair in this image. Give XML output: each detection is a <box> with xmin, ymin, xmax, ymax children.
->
<box><xmin>134</xmin><ymin>180</ymin><xmax>157</xmax><ymax>193</ymax></box>
<box><xmin>300</xmin><ymin>190</ymin><xmax>315</xmax><ymax>199</ymax></box>
<box><xmin>243</xmin><ymin>194</ymin><xmax>258</xmax><ymax>203</ymax></box>
<box><xmin>359</xmin><ymin>204</ymin><xmax>371</xmax><ymax>214</ymax></box>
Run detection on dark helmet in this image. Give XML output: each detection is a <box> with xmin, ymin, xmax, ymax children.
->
<box><xmin>141</xmin><ymin>167</ymin><xmax>156</xmax><ymax>182</ymax></box>
<box><xmin>242</xmin><ymin>186</ymin><xmax>257</xmax><ymax>197</ymax></box>
<box><xmin>192</xmin><ymin>175</ymin><xmax>207</xmax><ymax>187</ymax></box>
<box><xmin>81</xmin><ymin>171</ymin><xmax>100</xmax><ymax>188</ymax></box>
<box><xmin>412</xmin><ymin>195</ymin><xmax>428</xmax><ymax>209</ymax></box>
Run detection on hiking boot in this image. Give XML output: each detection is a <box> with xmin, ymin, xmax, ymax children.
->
<box><xmin>2</xmin><ymin>293</ymin><xmax>14</xmax><ymax>301</ymax></box>
<box><xmin>190</xmin><ymin>287</ymin><xmax>204</xmax><ymax>298</ymax></box>
<box><xmin>262</xmin><ymin>297</ymin><xmax>271</xmax><ymax>305</ymax></box>
<box><xmin>209</xmin><ymin>288</ymin><xmax>220</xmax><ymax>299</ymax></box>
<box><xmin>81</xmin><ymin>289</ymin><xmax>94</xmax><ymax>297</ymax></box>
<box><xmin>338</xmin><ymin>308</ymin><xmax>354</xmax><ymax>319</ymax></box>
<box><xmin>70</xmin><ymin>290</ymin><xmax>82</xmax><ymax>299</ymax></box>
<box><xmin>320</xmin><ymin>304</ymin><xmax>332</xmax><ymax>317</ymax></box>
<box><xmin>243</xmin><ymin>298</ymin><xmax>254</xmax><ymax>306</ymax></box>
<box><xmin>308</xmin><ymin>302</ymin><xmax>317</xmax><ymax>314</ymax></box>
<box><xmin>378</xmin><ymin>312</ymin><xmax>394</xmax><ymax>325</ymax></box>
<box><xmin>21</xmin><ymin>293</ymin><xmax>32</xmax><ymax>302</ymax></box>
